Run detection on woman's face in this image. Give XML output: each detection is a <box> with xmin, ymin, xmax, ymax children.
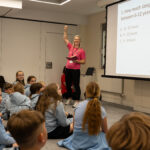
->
<box><xmin>73</xmin><ymin>36</ymin><xmax>80</xmax><ymax>48</ymax></box>
<box><xmin>57</xmin><ymin>84</ymin><xmax>62</xmax><ymax>96</ymax></box>
<box><xmin>16</xmin><ymin>72</ymin><xmax>24</xmax><ymax>81</ymax></box>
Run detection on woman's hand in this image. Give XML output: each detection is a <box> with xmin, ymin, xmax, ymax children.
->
<box><xmin>64</xmin><ymin>25</ymin><xmax>68</xmax><ymax>32</ymax></box>
<box><xmin>73</xmin><ymin>60</ymin><xmax>78</xmax><ymax>63</ymax></box>
<box><xmin>64</xmin><ymin>25</ymin><xmax>69</xmax><ymax>45</ymax></box>
<box><xmin>73</xmin><ymin>59</ymin><xmax>85</xmax><ymax>64</ymax></box>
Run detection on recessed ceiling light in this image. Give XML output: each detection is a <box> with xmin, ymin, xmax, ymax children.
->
<box><xmin>29</xmin><ymin>0</ymin><xmax>71</xmax><ymax>6</ymax></box>
<box><xmin>0</xmin><ymin>0</ymin><xmax>22</xmax><ymax>9</ymax></box>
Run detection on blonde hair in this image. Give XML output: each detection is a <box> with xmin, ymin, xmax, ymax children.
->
<box><xmin>107</xmin><ymin>112</ymin><xmax>150</xmax><ymax>150</ymax></box>
<box><xmin>82</xmin><ymin>82</ymin><xmax>101</xmax><ymax>135</ymax></box>
<box><xmin>73</xmin><ymin>35</ymin><xmax>80</xmax><ymax>48</ymax></box>
<box><xmin>13</xmin><ymin>83</ymin><xmax>24</xmax><ymax>94</ymax></box>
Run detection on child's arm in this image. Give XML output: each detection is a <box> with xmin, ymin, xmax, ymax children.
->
<box><xmin>0</xmin><ymin>120</ymin><xmax>16</xmax><ymax>145</ymax></box>
<box><xmin>101</xmin><ymin>117</ymin><xmax>108</xmax><ymax>133</ymax></box>
<box><xmin>56</xmin><ymin>102</ymin><xmax>73</xmax><ymax>126</ymax></box>
<box><xmin>101</xmin><ymin>107</ymin><xmax>108</xmax><ymax>133</ymax></box>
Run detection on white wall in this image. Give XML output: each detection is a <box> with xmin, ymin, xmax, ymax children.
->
<box><xmin>0</xmin><ymin>18</ymin><xmax>77</xmax><ymax>84</ymax></box>
<box><xmin>80</xmin><ymin>11</ymin><xmax>150</xmax><ymax>114</ymax></box>
<box><xmin>1</xmin><ymin>19</ymin><xmax>41</xmax><ymax>82</ymax></box>
<box><xmin>7</xmin><ymin>8</ymin><xmax>87</xmax><ymax>25</ymax></box>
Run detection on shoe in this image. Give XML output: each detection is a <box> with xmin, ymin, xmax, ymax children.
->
<box><xmin>65</xmin><ymin>99</ymin><xmax>71</xmax><ymax>105</ymax></box>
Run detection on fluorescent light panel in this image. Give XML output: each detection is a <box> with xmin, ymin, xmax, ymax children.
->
<box><xmin>30</xmin><ymin>0</ymin><xmax>71</xmax><ymax>5</ymax></box>
<box><xmin>0</xmin><ymin>0</ymin><xmax>22</xmax><ymax>9</ymax></box>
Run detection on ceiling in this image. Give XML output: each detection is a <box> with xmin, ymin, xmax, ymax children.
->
<box><xmin>0</xmin><ymin>0</ymin><xmax>118</xmax><ymax>17</ymax></box>
<box><xmin>22</xmin><ymin>0</ymin><xmax>104</xmax><ymax>16</ymax></box>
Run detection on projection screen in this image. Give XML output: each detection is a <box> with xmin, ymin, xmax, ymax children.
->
<box><xmin>105</xmin><ymin>0</ymin><xmax>150</xmax><ymax>80</ymax></box>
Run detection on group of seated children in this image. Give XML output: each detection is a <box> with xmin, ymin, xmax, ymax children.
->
<box><xmin>0</xmin><ymin>71</ymin><xmax>46</xmax><ymax>119</ymax></box>
<box><xmin>0</xmin><ymin>87</ymin><xmax>47</xmax><ymax>150</ymax></box>
<box><xmin>0</xmin><ymin>71</ymin><xmax>150</xmax><ymax>150</ymax></box>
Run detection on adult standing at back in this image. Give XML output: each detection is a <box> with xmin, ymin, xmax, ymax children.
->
<box><xmin>63</xmin><ymin>25</ymin><xmax>86</xmax><ymax>108</ymax></box>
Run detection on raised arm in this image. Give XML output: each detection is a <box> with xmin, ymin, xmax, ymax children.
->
<box><xmin>64</xmin><ymin>25</ymin><xmax>69</xmax><ymax>45</ymax></box>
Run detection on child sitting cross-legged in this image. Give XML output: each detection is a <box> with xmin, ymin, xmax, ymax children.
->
<box><xmin>58</xmin><ymin>82</ymin><xmax>110</xmax><ymax>150</ymax></box>
<box><xmin>30</xmin><ymin>83</ymin><xmax>43</xmax><ymax>109</ymax></box>
<box><xmin>36</xmin><ymin>83</ymin><xmax>73</xmax><ymax>139</ymax></box>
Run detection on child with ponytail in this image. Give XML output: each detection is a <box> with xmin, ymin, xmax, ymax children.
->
<box><xmin>58</xmin><ymin>81</ymin><xmax>110</xmax><ymax>150</ymax></box>
<box><xmin>36</xmin><ymin>83</ymin><xmax>73</xmax><ymax>139</ymax></box>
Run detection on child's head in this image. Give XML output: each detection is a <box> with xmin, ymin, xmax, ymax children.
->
<box><xmin>43</xmin><ymin>83</ymin><xmax>61</xmax><ymax>100</ymax></box>
<box><xmin>36</xmin><ymin>83</ymin><xmax>61</xmax><ymax>115</ymax></box>
<box><xmin>16</xmin><ymin>71</ymin><xmax>25</xmax><ymax>85</ymax></box>
<box><xmin>30</xmin><ymin>83</ymin><xmax>43</xmax><ymax>96</ymax></box>
<box><xmin>85</xmin><ymin>81</ymin><xmax>100</xmax><ymax>98</ymax></box>
<box><xmin>82</xmin><ymin>82</ymin><xmax>101</xmax><ymax>135</ymax></box>
<box><xmin>27</xmin><ymin>75</ymin><xmax>36</xmax><ymax>84</ymax></box>
<box><xmin>13</xmin><ymin>83</ymin><xmax>24</xmax><ymax>94</ymax></box>
<box><xmin>7</xmin><ymin>110</ymin><xmax>47</xmax><ymax>150</ymax></box>
<box><xmin>106</xmin><ymin>112</ymin><xmax>150</xmax><ymax>150</ymax></box>
<box><xmin>4</xmin><ymin>83</ymin><xmax>13</xmax><ymax>94</ymax></box>
<box><xmin>16</xmin><ymin>71</ymin><xmax>24</xmax><ymax>81</ymax></box>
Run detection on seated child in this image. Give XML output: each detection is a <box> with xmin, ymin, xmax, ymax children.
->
<box><xmin>106</xmin><ymin>112</ymin><xmax>150</xmax><ymax>150</ymax></box>
<box><xmin>30</xmin><ymin>83</ymin><xmax>43</xmax><ymax>109</ymax></box>
<box><xmin>13</xmin><ymin>71</ymin><xmax>25</xmax><ymax>86</ymax></box>
<box><xmin>58</xmin><ymin>82</ymin><xmax>110</xmax><ymax>150</ymax></box>
<box><xmin>36</xmin><ymin>83</ymin><xmax>73</xmax><ymax>139</ymax></box>
<box><xmin>0</xmin><ymin>88</ymin><xmax>17</xmax><ymax>150</ymax></box>
<box><xmin>25</xmin><ymin>75</ymin><xmax>36</xmax><ymax>97</ymax></box>
<box><xmin>1</xmin><ymin>83</ymin><xmax>13</xmax><ymax>120</ymax></box>
<box><xmin>9</xmin><ymin>83</ymin><xmax>31</xmax><ymax>116</ymax></box>
<box><xmin>7</xmin><ymin>109</ymin><xmax>47</xmax><ymax>150</ymax></box>
<box><xmin>0</xmin><ymin>76</ymin><xmax>6</xmax><ymax>116</ymax></box>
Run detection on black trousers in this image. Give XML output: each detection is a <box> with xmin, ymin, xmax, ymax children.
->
<box><xmin>65</xmin><ymin>68</ymin><xmax>81</xmax><ymax>100</ymax></box>
<box><xmin>48</xmin><ymin>125</ymin><xmax>72</xmax><ymax>139</ymax></box>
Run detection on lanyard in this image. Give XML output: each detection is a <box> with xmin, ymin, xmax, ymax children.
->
<box><xmin>72</xmin><ymin>47</ymin><xmax>80</xmax><ymax>56</ymax></box>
